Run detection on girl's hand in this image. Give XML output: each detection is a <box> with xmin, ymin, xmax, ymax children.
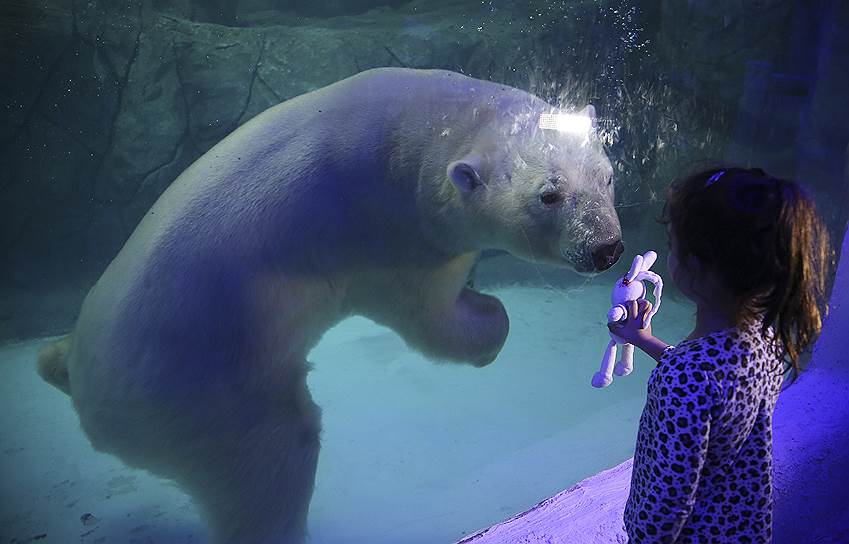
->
<box><xmin>608</xmin><ymin>299</ymin><xmax>653</xmax><ymax>346</ymax></box>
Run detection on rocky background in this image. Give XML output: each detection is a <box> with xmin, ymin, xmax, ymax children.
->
<box><xmin>2</xmin><ymin>0</ymin><xmax>847</xmax><ymax>341</ymax></box>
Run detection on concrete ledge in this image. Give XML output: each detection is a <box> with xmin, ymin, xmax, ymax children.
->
<box><xmin>457</xmin><ymin>459</ymin><xmax>631</xmax><ymax>544</ymax></box>
<box><xmin>459</xmin><ymin>226</ymin><xmax>849</xmax><ymax>544</ymax></box>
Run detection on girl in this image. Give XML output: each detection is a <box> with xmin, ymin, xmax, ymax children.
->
<box><xmin>609</xmin><ymin>167</ymin><xmax>833</xmax><ymax>543</ymax></box>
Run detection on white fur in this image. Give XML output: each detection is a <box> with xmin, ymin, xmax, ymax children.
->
<box><xmin>57</xmin><ymin>68</ymin><xmax>619</xmax><ymax>543</ymax></box>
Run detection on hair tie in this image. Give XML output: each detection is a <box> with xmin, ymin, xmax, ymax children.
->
<box><xmin>705</xmin><ymin>170</ymin><xmax>726</xmax><ymax>187</ymax></box>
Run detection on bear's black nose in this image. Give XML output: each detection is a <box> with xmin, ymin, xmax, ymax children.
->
<box><xmin>592</xmin><ymin>239</ymin><xmax>624</xmax><ymax>271</ymax></box>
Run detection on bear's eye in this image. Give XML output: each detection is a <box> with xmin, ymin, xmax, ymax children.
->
<box><xmin>540</xmin><ymin>190</ymin><xmax>562</xmax><ymax>206</ymax></box>
<box><xmin>606</xmin><ymin>176</ymin><xmax>613</xmax><ymax>186</ymax></box>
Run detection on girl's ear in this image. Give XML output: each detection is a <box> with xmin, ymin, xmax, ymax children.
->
<box><xmin>448</xmin><ymin>159</ymin><xmax>484</xmax><ymax>193</ymax></box>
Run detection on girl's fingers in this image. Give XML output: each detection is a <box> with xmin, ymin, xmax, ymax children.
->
<box><xmin>640</xmin><ymin>300</ymin><xmax>653</xmax><ymax>328</ymax></box>
<box><xmin>629</xmin><ymin>300</ymin><xmax>639</xmax><ymax>320</ymax></box>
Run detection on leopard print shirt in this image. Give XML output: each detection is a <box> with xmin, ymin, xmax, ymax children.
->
<box><xmin>624</xmin><ymin>322</ymin><xmax>784</xmax><ymax>543</ymax></box>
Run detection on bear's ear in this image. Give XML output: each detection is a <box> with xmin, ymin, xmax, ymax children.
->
<box><xmin>448</xmin><ymin>160</ymin><xmax>483</xmax><ymax>193</ymax></box>
<box><xmin>580</xmin><ymin>104</ymin><xmax>597</xmax><ymax>129</ymax></box>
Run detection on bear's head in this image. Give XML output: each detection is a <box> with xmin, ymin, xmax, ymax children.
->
<box><xmin>433</xmin><ymin>102</ymin><xmax>623</xmax><ymax>275</ymax></box>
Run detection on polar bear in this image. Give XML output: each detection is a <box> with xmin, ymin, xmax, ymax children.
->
<box><xmin>37</xmin><ymin>68</ymin><xmax>622</xmax><ymax>543</ymax></box>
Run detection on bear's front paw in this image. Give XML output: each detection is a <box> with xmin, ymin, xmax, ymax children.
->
<box><xmin>408</xmin><ymin>287</ymin><xmax>509</xmax><ymax>367</ymax></box>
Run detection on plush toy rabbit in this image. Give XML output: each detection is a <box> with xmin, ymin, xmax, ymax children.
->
<box><xmin>592</xmin><ymin>250</ymin><xmax>663</xmax><ymax>388</ymax></box>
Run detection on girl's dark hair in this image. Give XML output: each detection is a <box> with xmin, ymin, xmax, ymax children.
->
<box><xmin>660</xmin><ymin>166</ymin><xmax>833</xmax><ymax>375</ymax></box>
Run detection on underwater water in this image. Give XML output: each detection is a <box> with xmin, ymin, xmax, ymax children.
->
<box><xmin>2</xmin><ymin>1</ymin><xmax>848</xmax><ymax>543</ymax></box>
<box><xmin>1</xmin><ymin>284</ymin><xmax>697</xmax><ymax>543</ymax></box>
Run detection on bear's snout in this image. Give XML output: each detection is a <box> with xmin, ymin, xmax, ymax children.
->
<box><xmin>590</xmin><ymin>238</ymin><xmax>625</xmax><ymax>271</ymax></box>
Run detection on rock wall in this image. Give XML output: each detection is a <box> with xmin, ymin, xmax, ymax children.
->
<box><xmin>2</xmin><ymin>0</ymin><xmax>843</xmax><ymax>340</ymax></box>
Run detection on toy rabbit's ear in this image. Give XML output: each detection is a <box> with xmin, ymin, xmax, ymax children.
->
<box><xmin>626</xmin><ymin>254</ymin><xmax>643</xmax><ymax>282</ymax></box>
<box><xmin>641</xmin><ymin>251</ymin><xmax>658</xmax><ymax>271</ymax></box>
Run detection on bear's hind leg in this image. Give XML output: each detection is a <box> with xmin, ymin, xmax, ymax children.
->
<box><xmin>176</xmin><ymin>383</ymin><xmax>322</xmax><ymax>544</ymax></box>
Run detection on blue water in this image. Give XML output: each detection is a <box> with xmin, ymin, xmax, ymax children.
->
<box><xmin>0</xmin><ymin>283</ymin><xmax>695</xmax><ymax>543</ymax></box>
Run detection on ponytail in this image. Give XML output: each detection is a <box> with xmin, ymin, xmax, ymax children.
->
<box><xmin>762</xmin><ymin>180</ymin><xmax>832</xmax><ymax>374</ymax></box>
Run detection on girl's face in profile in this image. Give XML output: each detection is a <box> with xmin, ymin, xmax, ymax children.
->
<box><xmin>666</xmin><ymin>224</ymin><xmax>699</xmax><ymax>302</ymax></box>
<box><xmin>667</xmin><ymin>223</ymin><xmax>743</xmax><ymax>324</ymax></box>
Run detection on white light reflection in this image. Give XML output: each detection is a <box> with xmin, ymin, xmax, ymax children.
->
<box><xmin>538</xmin><ymin>113</ymin><xmax>592</xmax><ymax>134</ymax></box>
